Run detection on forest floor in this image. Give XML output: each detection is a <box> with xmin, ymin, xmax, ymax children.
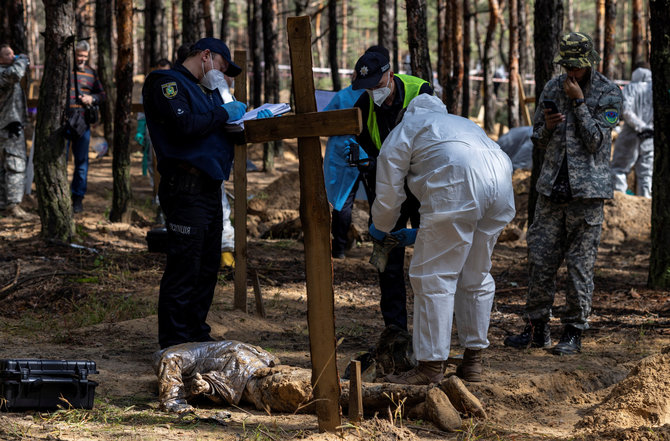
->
<box><xmin>1</xmin><ymin>138</ymin><xmax>670</xmax><ymax>441</ymax></box>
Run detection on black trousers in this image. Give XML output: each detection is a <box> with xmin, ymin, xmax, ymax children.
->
<box><xmin>157</xmin><ymin>171</ymin><xmax>223</xmax><ymax>349</ymax></box>
<box><xmin>364</xmin><ymin>172</ymin><xmax>421</xmax><ymax>331</ymax></box>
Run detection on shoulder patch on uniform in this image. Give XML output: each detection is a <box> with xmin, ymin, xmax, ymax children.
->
<box><xmin>604</xmin><ymin>108</ymin><xmax>619</xmax><ymax>124</ymax></box>
<box><xmin>161</xmin><ymin>81</ymin><xmax>178</xmax><ymax>99</ymax></box>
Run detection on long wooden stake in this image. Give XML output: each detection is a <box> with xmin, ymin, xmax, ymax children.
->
<box><xmin>348</xmin><ymin>360</ymin><xmax>363</xmax><ymax>423</ymax></box>
<box><xmin>287</xmin><ymin>16</ymin><xmax>341</xmax><ymax>432</ymax></box>
<box><xmin>233</xmin><ymin>50</ymin><xmax>248</xmax><ymax>313</ymax></box>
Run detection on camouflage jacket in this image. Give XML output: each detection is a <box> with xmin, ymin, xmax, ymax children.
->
<box><xmin>531</xmin><ymin>70</ymin><xmax>623</xmax><ymax>199</ymax></box>
<box><xmin>0</xmin><ymin>54</ymin><xmax>28</xmax><ymax>135</ymax></box>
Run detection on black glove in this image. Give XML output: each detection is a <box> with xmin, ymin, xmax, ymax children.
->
<box><xmin>4</xmin><ymin>122</ymin><xmax>22</xmax><ymax>138</ymax></box>
<box><xmin>638</xmin><ymin>129</ymin><xmax>654</xmax><ymax>141</ymax></box>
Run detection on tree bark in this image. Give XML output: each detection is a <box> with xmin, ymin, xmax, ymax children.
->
<box><xmin>262</xmin><ymin>0</ymin><xmax>281</xmax><ymax>172</ymax></box>
<box><xmin>249</xmin><ymin>0</ymin><xmax>263</xmax><ymax>109</ymax></box>
<box><xmin>437</xmin><ymin>0</ymin><xmax>449</xmax><ymax>90</ymax></box>
<box><xmin>202</xmin><ymin>0</ymin><xmax>213</xmax><ymax>37</ymax></box>
<box><xmin>648</xmin><ymin>0</ymin><xmax>670</xmax><ymax>288</ymax></box>
<box><xmin>508</xmin><ymin>0</ymin><xmax>519</xmax><ymax>128</ymax></box>
<box><xmin>529</xmin><ymin>0</ymin><xmax>562</xmax><ymax>225</ymax></box>
<box><xmin>482</xmin><ymin>0</ymin><xmax>499</xmax><ymax>134</ymax></box>
<box><xmin>449</xmin><ymin>0</ymin><xmax>464</xmax><ymax>116</ymax></box>
<box><xmin>518</xmin><ymin>0</ymin><xmax>531</xmax><ymax>122</ymax></box>
<box><xmin>144</xmin><ymin>0</ymin><xmax>162</xmax><ymax>73</ymax></box>
<box><xmin>603</xmin><ymin>0</ymin><xmax>616</xmax><ymax>79</ymax></box>
<box><xmin>110</xmin><ymin>0</ymin><xmax>133</xmax><ymax>222</ymax></box>
<box><xmin>0</xmin><ymin>0</ymin><xmax>27</xmax><ymax>53</ymax></box>
<box><xmin>95</xmin><ymin>0</ymin><xmax>114</xmax><ymax>148</ymax></box>
<box><xmin>182</xmin><ymin>0</ymin><xmax>201</xmax><ymax>47</ymax></box>
<box><xmin>378</xmin><ymin>0</ymin><xmax>395</xmax><ymax>62</ymax></box>
<box><xmin>462</xmin><ymin>0</ymin><xmax>471</xmax><ymax>117</ymax></box>
<box><xmin>565</xmin><ymin>0</ymin><xmax>574</xmax><ymax>32</ymax></box>
<box><xmin>220</xmin><ymin>0</ymin><xmax>230</xmax><ymax>40</ymax></box>
<box><xmin>595</xmin><ymin>0</ymin><xmax>605</xmax><ymax>72</ymax></box>
<box><xmin>328</xmin><ymin>0</ymin><xmax>340</xmax><ymax>90</ymax></box>
<box><xmin>631</xmin><ymin>0</ymin><xmax>643</xmax><ymax>70</ymax></box>
<box><xmin>171</xmin><ymin>0</ymin><xmax>179</xmax><ymax>61</ymax></box>
<box><xmin>405</xmin><ymin>0</ymin><xmax>433</xmax><ymax>83</ymax></box>
<box><xmin>34</xmin><ymin>0</ymin><xmax>75</xmax><ymax>242</ymax></box>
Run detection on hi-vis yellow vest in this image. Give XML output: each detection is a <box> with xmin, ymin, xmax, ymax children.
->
<box><xmin>367</xmin><ymin>74</ymin><xmax>430</xmax><ymax>150</ymax></box>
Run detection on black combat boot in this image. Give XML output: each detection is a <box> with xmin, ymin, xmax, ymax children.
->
<box><xmin>503</xmin><ymin>320</ymin><xmax>551</xmax><ymax>349</ymax></box>
<box><xmin>72</xmin><ymin>195</ymin><xmax>84</xmax><ymax>214</ymax></box>
<box><xmin>552</xmin><ymin>325</ymin><xmax>582</xmax><ymax>355</ymax></box>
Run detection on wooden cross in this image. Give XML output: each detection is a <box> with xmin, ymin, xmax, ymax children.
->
<box><xmin>233</xmin><ymin>16</ymin><xmax>362</xmax><ymax>432</ymax></box>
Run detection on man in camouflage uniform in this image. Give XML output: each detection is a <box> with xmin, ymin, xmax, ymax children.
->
<box><xmin>504</xmin><ymin>32</ymin><xmax>623</xmax><ymax>355</ymax></box>
<box><xmin>0</xmin><ymin>44</ymin><xmax>30</xmax><ymax>219</ymax></box>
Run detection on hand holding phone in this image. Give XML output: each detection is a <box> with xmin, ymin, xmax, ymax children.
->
<box><xmin>543</xmin><ymin>100</ymin><xmax>559</xmax><ymax>115</ymax></box>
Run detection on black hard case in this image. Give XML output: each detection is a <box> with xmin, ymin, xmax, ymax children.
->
<box><xmin>0</xmin><ymin>359</ymin><xmax>98</xmax><ymax>411</ymax></box>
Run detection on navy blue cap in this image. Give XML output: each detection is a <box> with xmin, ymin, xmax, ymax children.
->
<box><xmin>352</xmin><ymin>51</ymin><xmax>391</xmax><ymax>90</ymax></box>
<box><xmin>192</xmin><ymin>37</ymin><xmax>242</xmax><ymax>77</ymax></box>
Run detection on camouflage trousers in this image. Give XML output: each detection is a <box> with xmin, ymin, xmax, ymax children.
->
<box><xmin>0</xmin><ymin>129</ymin><xmax>27</xmax><ymax>208</ymax></box>
<box><xmin>526</xmin><ymin>195</ymin><xmax>604</xmax><ymax>330</ymax></box>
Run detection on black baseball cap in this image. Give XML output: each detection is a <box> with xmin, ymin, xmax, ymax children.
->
<box><xmin>352</xmin><ymin>51</ymin><xmax>391</xmax><ymax>90</ymax></box>
<box><xmin>192</xmin><ymin>37</ymin><xmax>242</xmax><ymax>77</ymax></box>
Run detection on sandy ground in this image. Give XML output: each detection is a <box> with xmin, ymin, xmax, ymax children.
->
<box><xmin>1</xmin><ymin>139</ymin><xmax>670</xmax><ymax>441</ymax></box>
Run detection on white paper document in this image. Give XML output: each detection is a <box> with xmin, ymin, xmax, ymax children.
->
<box><xmin>226</xmin><ymin>103</ymin><xmax>291</xmax><ymax>129</ymax></box>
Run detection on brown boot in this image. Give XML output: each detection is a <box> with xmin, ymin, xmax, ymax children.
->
<box><xmin>455</xmin><ymin>349</ymin><xmax>483</xmax><ymax>382</ymax></box>
<box><xmin>5</xmin><ymin>203</ymin><xmax>32</xmax><ymax>220</ymax></box>
<box><xmin>384</xmin><ymin>361</ymin><xmax>445</xmax><ymax>385</ymax></box>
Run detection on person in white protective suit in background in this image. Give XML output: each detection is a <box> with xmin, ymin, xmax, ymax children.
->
<box><xmin>370</xmin><ymin>94</ymin><xmax>515</xmax><ymax>385</ymax></box>
<box><xmin>610</xmin><ymin>65</ymin><xmax>654</xmax><ymax>198</ymax></box>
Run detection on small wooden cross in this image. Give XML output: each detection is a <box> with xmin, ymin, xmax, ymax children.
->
<box><xmin>236</xmin><ymin>16</ymin><xmax>362</xmax><ymax>432</ymax></box>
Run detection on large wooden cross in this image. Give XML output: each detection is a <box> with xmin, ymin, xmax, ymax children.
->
<box><xmin>233</xmin><ymin>16</ymin><xmax>362</xmax><ymax>432</ymax></box>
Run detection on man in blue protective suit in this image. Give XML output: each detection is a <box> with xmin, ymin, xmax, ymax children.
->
<box><xmin>322</xmin><ymin>84</ymin><xmax>366</xmax><ymax>259</ymax></box>
<box><xmin>348</xmin><ymin>47</ymin><xmax>432</xmax><ymax>340</ymax></box>
<box><xmin>142</xmin><ymin>37</ymin><xmax>247</xmax><ymax>349</ymax></box>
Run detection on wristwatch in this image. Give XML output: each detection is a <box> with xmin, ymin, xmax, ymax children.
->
<box><xmin>573</xmin><ymin>98</ymin><xmax>585</xmax><ymax>107</ymax></box>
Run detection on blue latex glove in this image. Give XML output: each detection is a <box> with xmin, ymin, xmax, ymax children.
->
<box><xmin>257</xmin><ymin>109</ymin><xmax>273</xmax><ymax>119</ymax></box>
<box><xmin>391</xmin><ymin>228</ymin><xmax>418</xmax><ymax>246</ymax></box>
<box><xmin>343</xmin><ymin>137</ymin><xmax>369</xmax><ymax>167</ymax></box>
<box><xmin>135</xmin><ymin>118</ymin><xmax>146</xmax><ymax>147</ymax></box>
<box><xmin>368</xmin><ymin>223</ymin><xmax>387</xmax><ymax>241</ymax></box>
<box><xmin>222</xmin><ymin>101</ymin><xmax>247</xmax><ymax>121</ymax></box>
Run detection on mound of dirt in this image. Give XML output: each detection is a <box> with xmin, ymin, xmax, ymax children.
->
<box><xmin>578</xmin><ymin>347</ymin><xmax>670</xmax><ymax>434</ymax></box>
<box><xmin>602</xmin><ymin>191</ymin><xmax>651</xmax><ymax>243</ymax></box>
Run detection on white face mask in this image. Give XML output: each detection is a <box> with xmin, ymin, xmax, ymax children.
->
<box><xmin>201</xmin><ymin>56</ymin><xmax>227</xmax><ymax>91</ymax></box>
<box><xmin>218</xmin><ymin>79</ymin><xmax>234</xmax><ymax>103</ymax></box>
<box><xmin>367</xmin><ymin>74</ymin><xmax>391</xmax><ymax>107</ymax></box>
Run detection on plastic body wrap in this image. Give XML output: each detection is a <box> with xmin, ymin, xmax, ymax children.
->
<box><xmin>496</xmin><ymin>126</ymin><xmax>533</xmax><ymax>170</ymax></box>
<box><xmin>153</xmin><ymin>341</ymin><xmax>279</xmax><ymax>413</ymax></box>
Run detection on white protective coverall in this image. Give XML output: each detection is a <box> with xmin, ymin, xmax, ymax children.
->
<box><xmin>611</xmin><ymin>67</ymin><xmax>654</xmax><ymax>198</ymax></box>
<box><xmin>371</xmin><ymin>94</ymin><xmax>515</xmax><ymax>361</ymax></box>
<box><xmin>218</xmin><ymin>80</ymin><xmax>236</xmax><ymax>251</ymax></box>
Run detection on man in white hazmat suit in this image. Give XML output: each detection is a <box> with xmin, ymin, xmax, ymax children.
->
<box><xmin>371</xmin><ymin>94</ymin><xmax>515</xmax><ymax>384</ymax></box>
<box><xmin>610</xmin><ymin>65</ymin><xmax>653</xmax><ymax>198</ymax></box>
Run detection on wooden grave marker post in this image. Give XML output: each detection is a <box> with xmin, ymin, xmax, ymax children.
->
<box><xmin>241</xmin><ymin>16</ymin><xmax>362</xmax><ymax>432</ymax></box>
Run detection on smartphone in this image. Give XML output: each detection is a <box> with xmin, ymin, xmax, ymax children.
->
<box><xmin>543</xmin><ymin>99</ymin><xmax>559</xmax><ymax>114</ymax></box>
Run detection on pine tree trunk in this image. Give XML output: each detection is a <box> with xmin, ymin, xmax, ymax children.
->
<box><xmin>34</xmin><ymin>0</ymin><xmax>75</xmax><ymax>242</ymax></box>
<box><xmin>483</xmin><ymin>0</ymin><xmax>499</xmax><ymax>134</ymax></box>
<box><xmin>447</xmin><ymin>0</ymin><xmax>465</xmax><ymax>115</ymax></box>
<box><xmin>328</xmin><ymin>0</ymin><xmax>340</xmax><ymax>90</ymax></box>
<box><xmin>0</xmin><ymin>0</ymin><xmax>27</xmax><ymax>53</ymax></box>
<box><xmin>202</xmin><ymin>0</ymin><xmax>213</xmax><ymax>36</ymax></box>
<box><xmin>648</xmin><ymin>0</ymin><xmax>670</xmax><ymax>288</ymax></box>
<box><xmin>144</xmin><ymin>0</ymin><xmax>162</xmax><ymax>73</ymax></box>
<box><xmin>631</xmin><ymin>0</ymin><xmax>643</xmax><ymax>70</ymax></box>
<box><xmin>566</xmin><ymin>0</ymin><xmax>574</xmax><ymax>32</ymax></box>
<box><xmin>341</xmin><ymin>0</ymin><xmax>348</xmax><ymax>69</ymax></box>
<box><xmin>221</xmin><ymin>0</ymin><xmax>230</xmax><ymax>40</ymax></box>
<box><xmin>249</xmin><ymin>0</ymin><xmax>263</xmax><ymax>109</ymax></box>
<box><xmin>379</xmin><ymin>0</ymin><xmax>395</xmax><ymax>61</ymax></box>
<box><xmin>462</xmin><ymin>0</ymin><xmax>471</xmax><ymax>117</ymax></box>
<box><xmin>110</xmin><ymin>0</ymin><xmax>133</xmax><ymax>222</ymax></box>
<box><xmin>262</xmin><ymin>0</ymin><xmax>280</xmax><ymax>172</ymax></box>
<box><xmin>182</xmin><ymin>0</ymin><xmax>201</xmax><ymax>46</ymax></box>
<box><xmin>508</xmin><ymin>0</ymin><xmax>519</xmax><ymax>128</ymax></box>
<box><xmin>595</xmin><ymin>0</ymin><xmax>605</xmax><ymax>71</ymax></box>
<box><xmin>518</xmin><ymin>0</ymin><xmax>530</xmax><ymax>122</ymax></box>
<box><xmin>95</xmin><ymin>0</ymin><xmax>114</xmax><ymax>148</ymax></box>
<box><xmin>529</xmin><ymin>0</ymin><xmax>562</xmax><ymax>225</ymax></box>
<box><xmin>171</xmin><ymin>0</ymin><xmax>179</xmax><ymax>60</ymax></box>
<box><xmin>405</xmin><ymin>0</ymin><xmax>433</xmax><ymax>83</ymax></box>
<box><xmin>603</xmin><ymin>0</ymin><xmax>616</xmax><ymax>79</ymax></box>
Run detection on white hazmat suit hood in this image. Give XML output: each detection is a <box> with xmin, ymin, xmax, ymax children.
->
<box><xmin>372</xmin><ymin>94</ymin><xmax>515</xmax><ymax>361</ymax></box>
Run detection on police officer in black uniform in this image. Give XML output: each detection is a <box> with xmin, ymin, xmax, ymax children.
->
<box><xmin>142</xmin><ymin>38</ymin><xmax>247</xmax><ymax>349</ymax></box>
